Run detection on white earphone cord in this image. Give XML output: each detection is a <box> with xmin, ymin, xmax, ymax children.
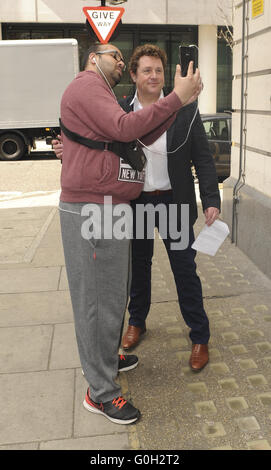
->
<box><xmin>137</xmin><ymin>103</ymin><xmax>198</xmax><ymax>155</ymax></box>
<box><xmin>95</xmin><ymin>58</ymin><xmax>198</xmax><ymax>156</ymax></box>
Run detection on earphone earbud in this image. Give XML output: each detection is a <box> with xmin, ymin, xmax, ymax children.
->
<box><xmin>92</xmin><ymin>58</ymin><xmax>96</xmax><ymax>64</ymax></box>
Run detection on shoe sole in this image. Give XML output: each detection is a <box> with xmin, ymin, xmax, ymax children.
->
<box><xmin>83</xmin><ymin>399</ymin><xmax>140</xmax><ymax>425</ymax></box>
<box><xmin>189</xmin><ymin>359</ymin><xmax>209</xmax><ymax>372</ymax></box>
<box><xmin>122</xmin><ymin>345</ymin><xmax>138</xmax><ymax>351</ymax></box>
<box><xmin>82</xmin><ymin>359</ymin><xmax>138</xmax><ymax>377</ymax></box>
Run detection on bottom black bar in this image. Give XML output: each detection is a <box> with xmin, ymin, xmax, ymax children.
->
<box><xmin>2</xmin><ymin>449</ymin><xmax>263</xmax><ymax>466</ymax></box>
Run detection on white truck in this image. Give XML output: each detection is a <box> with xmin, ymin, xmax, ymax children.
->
<box><xmin>0</xmin><ymin>38</ymin><xmax>79</xmax><ymax>161</ymax></box>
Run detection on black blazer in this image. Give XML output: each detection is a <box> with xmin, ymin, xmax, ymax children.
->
<box><xmin>119</xmin><ymin>95</ymin><xmax>221</xmax><ymax>226</ymax></box>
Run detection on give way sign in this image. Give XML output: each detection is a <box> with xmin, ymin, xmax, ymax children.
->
<box><xmin>83</xmin><ymin>6</ymin><xmax>125</xmax><ymax>44</ymax></box>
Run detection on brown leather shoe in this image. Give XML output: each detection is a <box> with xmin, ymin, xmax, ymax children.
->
<box><xmin>189</xmin><ymin>344</ymin><xmax>209</xmax><ymax>372</ymax></box>
<box><xmin>122</xmin><ymin>325</ymin><xmax>146</xmax><ymax>350</ymax></box>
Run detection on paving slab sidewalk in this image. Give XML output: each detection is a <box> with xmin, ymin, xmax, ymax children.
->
<box><xmin>0</xmin><ymin>202</ymin><xmax>271</xmax><ymax>451</ymax></box>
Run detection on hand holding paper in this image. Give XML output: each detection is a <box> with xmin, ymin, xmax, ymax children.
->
<box><xmin>192</xmin><ymin>220</ymin><xmax>230</xmax><ymax>256</ymax></box>
<box><xmin>204</xmin><ymin>207</ymin><xmax>220</xmax><ymax>226</ymax></box>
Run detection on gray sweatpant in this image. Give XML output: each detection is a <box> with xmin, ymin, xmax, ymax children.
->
<box><xmin>59</xmin><ymin>201</ymin><xmax>131</xmax><ymax>403</ymax></box>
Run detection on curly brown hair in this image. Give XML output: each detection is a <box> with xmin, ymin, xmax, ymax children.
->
<box><xmin>128</xmin><ymin>44</ymin><xmax>167</xmax><ymax>75</ymax></box>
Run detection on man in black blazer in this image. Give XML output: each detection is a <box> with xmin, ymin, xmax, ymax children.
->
<box><xmin>121</xmin><ymin>44</ymin><xmax>220</xmax><ymax>371</ymax></box>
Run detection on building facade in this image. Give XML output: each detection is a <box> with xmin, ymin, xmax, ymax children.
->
<box><xmin>0</xmin><ymin>0</ymin><xmax>233</xmax><ymax>112</ymax></box>
<box><xmin>222</xmin><ymin>0</ymin><xmax>271</xmax><ymax>279</ymax></box>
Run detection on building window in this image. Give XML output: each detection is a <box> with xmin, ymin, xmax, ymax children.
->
<box><xmin>217</xmin><ymin>27</ymin><xmax>233</xmax><ymax>112</ymax></box>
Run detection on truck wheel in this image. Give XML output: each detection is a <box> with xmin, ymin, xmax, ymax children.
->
<box><xmin>0</xmin><ymin>133</ymin><xmax>26</xmax><ymax>161</ymax></box>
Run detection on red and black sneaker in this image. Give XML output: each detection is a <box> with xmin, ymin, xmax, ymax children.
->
<box><xmin>83</xmin><ymin>388</ymin><xmax>140</xmax><ymax>425</ymax></box>
<box><xmin>118</xmin><ymin>354</ymin><xmax>138</xmax><ymax>372</ymax></box>
<box><xmin>82</xmin><ymin>354</ymin><xmax>138</xmax><ymax>377</ymax></box>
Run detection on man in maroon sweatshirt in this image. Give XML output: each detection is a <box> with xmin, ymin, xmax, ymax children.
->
<box><xmin>58</xmin><ymin>42</ymin><xmax>202</xmax><ymax>425</ymax></box>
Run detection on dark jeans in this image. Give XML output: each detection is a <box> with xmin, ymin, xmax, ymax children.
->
<box><xmin>128</xmin><ymin>191</ymin><xmax>210</xmax><ymax>344</ymax></box>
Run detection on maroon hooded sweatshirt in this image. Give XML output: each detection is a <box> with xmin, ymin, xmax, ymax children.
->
<box><xmin>60</xmin><ymin>70</ymin><xmax>183</xmax><ymax>205</ymax></box>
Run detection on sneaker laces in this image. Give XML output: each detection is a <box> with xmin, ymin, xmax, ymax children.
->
<box><xmin>119</xmin><ymin>354</ymin><xmax>126</xmax><ymax>361</ymax></box>
<box><xmin>112</xmin><ymin>396</ymin><xmax>127</xmax><ymax>409</ymax></box>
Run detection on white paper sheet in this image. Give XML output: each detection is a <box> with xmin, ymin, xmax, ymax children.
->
<box><xmin>192</xmin><ymin>219</ymin><xmax>230</xmax><ymax>256</ymax></box>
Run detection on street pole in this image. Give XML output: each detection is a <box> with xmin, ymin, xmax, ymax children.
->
<box><xmin>231</xmin><ymin>0</ymin><xmax>247</xmax><ymax>244</ymax></box>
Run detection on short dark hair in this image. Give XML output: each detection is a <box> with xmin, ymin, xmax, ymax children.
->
<box><xmin>81</xmin><ymin>43</ymin><xmax>118</xmax><ymax>70</ymax></box>
<box><xmin>128</xmin><ymin>44</ymin><xmax>167</xmax><ymax>75</ymax></box>
<box><xmin>81</xmin><ymin>43</ymin><xmax>103</xmax><ymax>70</ymax></box>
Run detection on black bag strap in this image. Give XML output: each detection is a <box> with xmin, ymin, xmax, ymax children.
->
<box><xmin>59</xmin><ymin>119</ymin><xmax>109</xmax><ymax>151</ymax></box>
<box><xmin>59</xmin><ymin>119</ymin><xmax>146</xmax><ymax>172</ymax></box>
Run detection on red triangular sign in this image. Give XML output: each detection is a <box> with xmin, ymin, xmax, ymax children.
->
<box><xmin>83</xmin><ymin>6</ymin><xmax>125</xmax><ymax>44</ymax></box>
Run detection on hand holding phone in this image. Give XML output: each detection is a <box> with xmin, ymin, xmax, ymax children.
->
<box><xmin>173</xmin><ymin>61</ymin><xmax>202</xmax><ymax>106</ymax></box>
<box><xmin>179</xmin><ymin>45</ymin><xmax>198</xmax><ymax>77</ymax></box>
